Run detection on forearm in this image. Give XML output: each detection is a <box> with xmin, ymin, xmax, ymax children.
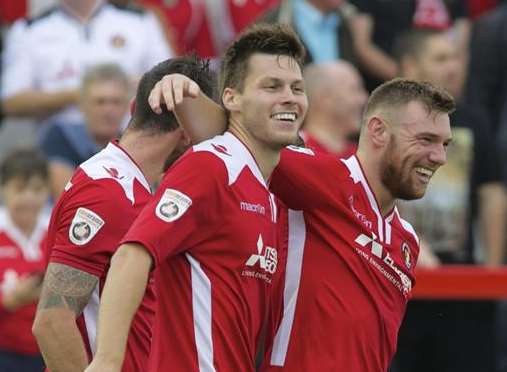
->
<box><xmin>33</xmin><ymin>310</ymin><xmax>89</xmax><ymax>372</ymax></box>
<box><xmin>1</xmin><ymin>89</ymin><xmax>79</xmax><ymax>117</ymax></box>
<box><xmin>175</xmin><ymin>92</ymin><xmax>226</xmax><ymax>143</ymax></box>
<box><xmin>354</xmin><ymin>43</ymin><xmax>397</xmax><ymax>80</ymax></box>
<box><xmin>93</xmin><ymin>244</ymin><xmax>152</xmax><ymax>368</ymax></box>
<box><xmin>479</xmin><ymin>184</ymin><xmax>507</xmax><ymax>266</ymax></box>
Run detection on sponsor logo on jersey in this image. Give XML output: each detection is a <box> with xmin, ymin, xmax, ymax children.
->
<box><xmin>212</xmin><ymin>144</ymin><xmax>232</xmax><ymax>156</ymax></box>
<box><xmin>110</xmin><ymin>34</ymin><xmax>126</xmax><ymax>48</ymax></box>
<box><xmin>242</xmin><ymin>234</ymin><xmax>278</xmax><ymax>283</ymax></box>
<box><xmin>354</xmin><ymin>233</ymin><xmax>412</xmax><ymax>296</ymax></box>
<box><xmin>240</xmin><ymin>201</ymin><xmax>266</xmax><ymax>215</ymax></box>
<box><xmin>156</xmin><ymin>188</ymin><xmax>192</xmax><ymax>222</ymax></box>
<box><xmin>348</xmin><ymin>196</ymin><xmax>373</xmax><ymax>229</ymax></box>
<box><xmin>286</xmin><ymin>145</ymin><xmax>315</xmax><ymax>156</ymax></box>
<box><xmin>401</xmin><ymin>242</ymin><xmax>412</xmax><ymax>269</ymax></box>
<box><xmin>69</xmin><ymin>208</ymin><xmax>105</xmax><ymax>246</ymax></box>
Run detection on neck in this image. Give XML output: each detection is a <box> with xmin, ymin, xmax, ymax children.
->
<box><xmin>61</xmin><ymin>0</ymin><xmax>101</xmax><ymax>23</ymax></box>
<box><xmin>355</xmin><ymin>148</ymin><xmax>395</xmax><ymax>216</ymax></box>
<box><xmin>119</xmin><ymin>130</ymin><xmax>181</xmax><ymax>186</ymax></box>
<box><xmin>228</xmin><ymin>119</ymin><xmax>280</xmax><ymax>182</ymax></box>
<box><xmin>304</xmin><ymin>114</ymin><xmax>349</xmax><ymax>153</ymax></box>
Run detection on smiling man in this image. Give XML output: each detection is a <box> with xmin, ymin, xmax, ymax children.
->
<box><xmin>85</xmin><ymin>24</ymin><xmax>308</xmax><ymax>372</ymax></box>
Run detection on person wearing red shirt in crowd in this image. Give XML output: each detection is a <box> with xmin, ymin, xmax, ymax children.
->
<box><xmin>85</xmin><ymin>24</ymin><xmax>307</xmax><ymax>372</ymax></box>
<box><xmin>136</xmin><ymin>0</ymin><xmax>278</xmax><ymax>58</ymax></box>
<box><xmin>0</xmin><ymin>148</ymin><xmax>50</xmax><ymax>371</ymax></box>
<box><xmin>146</xmin><ymin>73</ymin><xmax>454</xmax><ymax>370</ymax></box>
<box><xmin>32</xmin><ymin>55</ymin><xmax>214</xmax><ymax>372</ymax></box>
<box><xmin>301</xmin><ymin>60</ymin><xmax>367</xmax><ymax>157</ymax></box>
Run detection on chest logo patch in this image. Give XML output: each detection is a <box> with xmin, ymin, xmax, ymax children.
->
<box><xmin>401</xmin><ymin>242</ymin><xmax>412</xmax><ymax>269</ymax></box>
<box><xmin>69</xmin><ymin>207</ymin><xmax>105</xmax><ymax>246</ymax></box>
<box><xmin>156</xmin><ymin>188</ymin><xmax>192</xmax><ymax>223</ymax></box>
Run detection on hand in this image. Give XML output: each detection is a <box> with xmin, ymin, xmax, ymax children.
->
<box><xmin>2</xmin><ymin>274</ymin><xmax>43</xmax><ymax>311</ymax></box>
<box><xmin>148</xmin><ymin>73</ymin><xmax>201</xmax><ymax>113</ymax></box>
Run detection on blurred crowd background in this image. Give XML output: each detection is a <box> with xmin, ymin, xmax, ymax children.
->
<box><xmin>1</xmin><ymin>0</ymin><xmax>507</xmax><ymax>371</ymax></box>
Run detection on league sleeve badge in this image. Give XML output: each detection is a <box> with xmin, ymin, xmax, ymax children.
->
<box><xmin>69</xmin><ymin>207</ymin><xmax>105</xmax><ymax>246</ymax></box>
<box><xmin>155</xmin><ymin>188</ymin><xmax>192</xmax><ymax>223</ymax></box>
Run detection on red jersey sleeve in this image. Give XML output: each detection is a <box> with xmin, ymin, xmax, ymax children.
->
<box><xmin>270</xmin><ymin>147</ymin><xmax>339</xmax><ymax>210</ymax></box>
<box><xmin>49</xmin><ymin>181</ymin><xmax>133</xmax><ymax>277</ymax></box>
<box><xmin>121</xmin><ymin>151</ymin><xmax>225</xmax><ymax>267</ymax></box>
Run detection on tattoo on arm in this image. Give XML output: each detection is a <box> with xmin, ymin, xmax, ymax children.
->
<box><xmin>37</xmin><ymin>263</ymin><xmax>99</xmax><ymax>315</ymax></box>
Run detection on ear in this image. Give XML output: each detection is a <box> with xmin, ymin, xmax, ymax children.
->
<box><xmin>222</xmin><ymin>87</ymin><xmax>241</xmax><ymax>112</ymax></box>
<box><xmin>367</xmin><ymin>116</ymin><xmax>390</xmax><ymax>147</ymax></box>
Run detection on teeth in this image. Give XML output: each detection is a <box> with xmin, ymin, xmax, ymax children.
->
<box><xmin>415</xmin><ymin>167</ymin><xmax>433</xmax><ymax>177</ymax></box>
<box><xmin>272</xmin><ymin>112</ymin><xmax>296</xmax><ymax>121</ymax></box>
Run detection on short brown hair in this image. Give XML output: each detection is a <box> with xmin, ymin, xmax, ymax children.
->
<box><xmin>365</xmin><ymin>78</ymin><xmax>455</xmax><ymax>119</ymax></box>
<box><xmin>0</xmin><ymin>148</ymin><xmax>48</xmax><ymax>185</ymax></box>
<box><xmin>218</xmin><ymin>23</ymin><xmax>306</xmax><ymax>98</ymax></box>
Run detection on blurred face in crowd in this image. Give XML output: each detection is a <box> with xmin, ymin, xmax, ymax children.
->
<box><xmin>310</xmin><ymin>0</ymin><xmax>345</xmax><ymax>13</ymax></box>
<box><xmin>80</xmin><ymin>80</ymin><xmax>130</xmax><ymax>147</ymax></box>
<box><xmin>323</xmin><ymin>63</ymin><xmax>367</xmax><ymax>133</ymax></box>
<box><xmin>2</xmin><ymin>176</ymin><xmax>49</xmax><ymax>233</ymax></box>
<box><xmin>409</xmin><ymin>33</ymin><xmax>464</xmax><ymax>98</ymax></box>
<box><xmin>379</xmin><ymin>101</ymin><xmax>452</xmax><ymax>200</ymax></box>
<box><xmin>224</xmin><ymin>53</ymin><xmax>308</xmax><ymax>150</ymax></box>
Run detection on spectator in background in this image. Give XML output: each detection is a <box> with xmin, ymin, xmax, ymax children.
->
<box><xmin>301</xmin><ymin>61</ymin><xmax>367</xmax><ymax>156</ymax></box>
<box><xmin>0</xmin><ymin>0</ymin><xmax>173</xmax><ymax>126</ymax></box>
<box><xmin>113</xmin><ymin>0</ymin><xmax>278</xmax><ymax>60</ymax></box>
<box><xmin>391</xmin><ymin>28</ymin><xmax>506</xmax><ymax>372</ymax></box>
<box><xmin>0</xmin><ymin>148</ymin><xmax>49</xmax><ymax>372</ymax></box>
<box><xmin>39</xmin><ymin>63</ymin><xmax>130</xmax><ymax>200</ymax></box>
<box><xmin>349</xmin><ymin>0</ymin><xmax>470</xmax><ymax>91</ymax></box>
<box><xmin>259</xmin><ymin>0</ymin><xmax>358</xmax><ymax>65</ymax></box>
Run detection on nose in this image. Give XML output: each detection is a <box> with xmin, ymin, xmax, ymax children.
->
<box><xmin>429</xmin><ymin>144</ymin><xmax>447</xmax><ymax>166</ymax></box>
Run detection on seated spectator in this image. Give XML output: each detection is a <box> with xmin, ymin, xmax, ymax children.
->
<box><xmin>0</xmin><ymin>148</ymin><xmax>50</xmax><ymax>372</ymax></box>
<box><xmin>0</xmin><ymin>0</ymin><xmax>173</xmax><ymax>126</ymax></box>
<box><xmin>259</xmin><ymin>0</ymin><xmax>358</xmax><ymax>65</ymax></box>
<box><xmin>39</xmin><ymin>63</ymin><xmax>130</xmax><ymax>200</ymax></box>
<box><xmin>349</xmin><ymin>0</ymin><xmax>470</xmax><ymax>90</ymax></box>
<box><xmin>301</xmin><ymin>61</ymin><xmax>367</xmax><ymax>156</ymax></box>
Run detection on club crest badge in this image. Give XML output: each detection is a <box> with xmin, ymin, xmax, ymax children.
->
<box><xmin>401</xmin><ymin>242</ymin><xmax>412</xmax><ymax>269</ymax></box>
<box><xmin>156</xmin><ymin>189</ymin><xmax>192</xmax><ymax>222</ymax></box>
<box><xmin>69</xmin><ymin>208</ymin><xmax>105</xmax><ymax>246</ymax></box>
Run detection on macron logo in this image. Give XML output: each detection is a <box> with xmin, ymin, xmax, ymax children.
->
<box><xmin>240</xmin><ymin>201</ymin><xmax>266</xmax><ymax>215</ymax></box>
<box><xmin>355</xmin><ymin>233</ymin><xmax>383</xmax><ymax>258</ymax></box>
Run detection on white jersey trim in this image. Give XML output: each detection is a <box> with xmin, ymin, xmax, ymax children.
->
<box><xmin>0</xmin><ymin>208</ymin><xmax>48</xmax><ymax>261</ymax></box>
<box><xmin>270</xmin><ymin>210</ymin><xmax>306</xmax><ymax>366</ymax></box>
<box><xmin>394</xmin><ymin>207</ymin><xmax>420</xmax><ymax>245</ymax></box>
<box><xmin>341</xmin><ymin>155</ymin><xmax>384</xmax><ymax>242</ymax></box>
<box><xmin>193</xmin><ymin>132</ymin><xmax>267</xmax><ymax>188</ymax></box>
<box><xmin>186</xmin><ymin>253</ymin><xmax>216</xmax><ymax>372</ymax></box>
<box><xmin>83</xmin><ymin>282</ymin><xmax>100</xmax><ymax>356</ymax></box>
<box><xmin>80</xmin><ymin>142</ymin><xmax>151</xmax><ymax>204</ymax></box>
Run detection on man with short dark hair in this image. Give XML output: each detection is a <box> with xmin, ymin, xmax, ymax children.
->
<box><xmin>85</xmin><ymin>23</ymin><xmax>308</xmax><ymax>372</ymax></box>
<box><xmin>32</xmin><ymin>55</ymin><xmax>214</xmax><ymax>372</ymax></box>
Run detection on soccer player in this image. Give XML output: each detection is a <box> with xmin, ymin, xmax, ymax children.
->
<box><xmin>85</xmin><ymin>24</ymin><xmax>307</xmax><ymax>372</ymax></box>
<box><xmin>147</xmin><ymin>77</ymin><xmax>454</xmax><ymax>371</ymax></box>
<box><xmin>31</xmin><ymin>56</ymin><xmax>214</xmax><ymax>372</ymax></box>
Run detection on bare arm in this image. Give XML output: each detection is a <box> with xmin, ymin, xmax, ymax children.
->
<box><xmin>349</xmin><ymin>14</ymin><xmax>397</xmax><ymax>81</ymax></box>
<box><xmin>48</xmin><ymin>162</ymin><xmax>75</xmax><ymax>200</ymax></box>
<box><xmin>148</xmin><ymin>74</ymin><xmax>226</xmax><ymax>143</ymax></box>
<box><xmin>1</xmin><ymin>89</ymin><xmax>79</xmax><ymax>118</ymax></box>
<box><xmin>32</xmin><ymin>263</ymin><xmax>99</xmax><ymax>372</ymax></box>
<box><xmin>478</xmin><ymin>183</ymin><xmax>507</xmax><ymax>266</ymax></box>
<box><xmin>85</xmin><ymin>243</ymin><xmax>152</xmax><ymax>372</ymax></box>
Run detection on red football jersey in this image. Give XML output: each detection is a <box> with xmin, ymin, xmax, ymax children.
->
<box><xmin>262</xmin><ymin>148</ymin><xmax>419</xmax><ymax>372</ymax></box>
<box><xmin>45</xmin><ymin>142</ymin><xmax>155</xmax><ymax>372</ymax></box>
<box><xmin>301</xmin><ymin>131</ymin><xmax>357</xmax><ymax>158</ymax></box>
<box><xmin>0</xmin><ymin>209</ymin><xmax>47</xmax><ymax>355</ymax></box>
<box><xmin>121</xmin><ymin>132</ymin><xmax>280</xmax><ymax>371</ymax></box>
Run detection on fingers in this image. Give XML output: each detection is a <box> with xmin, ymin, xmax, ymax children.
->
<box><xmin>148</xmin><ymin>74</ymin><xmax>199</xmax><ymax>114</ymax></box>
<box><xmin>148</xmin><ymin>81</ymin><xmax>163</xmax><ymax>114</ymax></box>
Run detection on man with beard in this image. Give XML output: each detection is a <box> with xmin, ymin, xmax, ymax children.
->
<box><xmin>32</xmin><ymin>55</ymin><xmax>214</xmax><ymax>372</ymax></box>
<box><xmin>146</xmin><ymin>76</ymin><xmax>454</xmax><ymax>372</ymax></box>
